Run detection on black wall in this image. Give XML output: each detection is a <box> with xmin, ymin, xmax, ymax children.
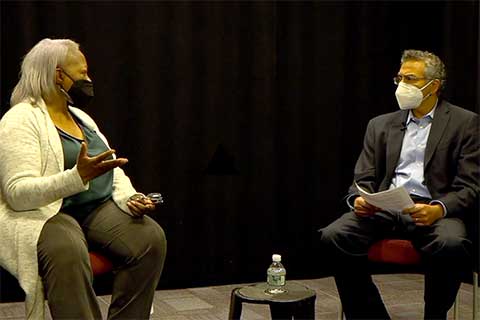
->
<box><xmin>1</xmin><ymin>1</ymin><xmax>478</xmax><ymax>290</ymax></box>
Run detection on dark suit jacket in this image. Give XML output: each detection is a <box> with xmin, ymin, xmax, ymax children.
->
<box><xmin>348</xmin><ymin>99</ymin><xmax>479</xmax><ymax>220</ymax></box>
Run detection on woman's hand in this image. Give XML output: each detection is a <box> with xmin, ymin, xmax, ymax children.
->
<box><xmin>127</xmin><ymin>195</ymin><xmax>156</xmax><ymax>218</ymax></box>
<box><xmin>77</xmin><ymin>142</ymin><xmax>128</xmax><ymax>184</ymax></box>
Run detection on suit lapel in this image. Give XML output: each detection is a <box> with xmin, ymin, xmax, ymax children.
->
<box><xmin>424</xmin><ymin>100</ymin><xmax>450</xmax><ymax>169</ymax></box>
<box><xmin>385</xmin><ymin>110</ymin><xmax>409</xmax><ymax>180</ymax></box>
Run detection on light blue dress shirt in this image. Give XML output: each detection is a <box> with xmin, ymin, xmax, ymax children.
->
<box><xmin>390</xmin><ymin>108</ymin><xmax>434</xmax><ymax>198</ymax></box>
<box><xmin>390</xmin><ymin>102</ymin><xmax>447</xmax><ymax>215</ymax></box>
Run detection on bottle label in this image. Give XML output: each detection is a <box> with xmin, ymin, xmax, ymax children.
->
<box><xmin>267</xmin><ymin>274</ymin><xmax>285</xmax><ymax>286</ymax></box>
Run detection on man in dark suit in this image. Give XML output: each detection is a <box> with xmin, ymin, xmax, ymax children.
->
<box><xmin>320</xmin><ymin>50</ymin><xmax>479</xmax><ymax>319</ymax></box>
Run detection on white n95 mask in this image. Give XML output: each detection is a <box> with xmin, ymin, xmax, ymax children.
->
<box><xmin>395</xmin><ymin>80</ymin><xmax>434</xmax><ymax>110</ymax></box>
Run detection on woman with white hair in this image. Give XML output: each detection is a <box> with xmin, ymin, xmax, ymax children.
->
<box><xmin>0</xmin><ymin>38</ymin><xmax>167</xmax><ymax>319</ymax></box>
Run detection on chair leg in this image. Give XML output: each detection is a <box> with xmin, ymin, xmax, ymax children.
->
<box><xmin>454</xmin><ymin>293</ymin><xmax>459</xmax><ymax>320</ymax></box>
<box><xmin>473</xmin><ymin>272</ymin><xmax>478</xmax><ymax>320</ymax></box>
<box><xmin>455</xmin><ymin>272</ymin><xmax>479</xmax><ymax>320</ymax></box>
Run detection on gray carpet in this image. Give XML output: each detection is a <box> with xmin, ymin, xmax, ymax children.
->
<box><xmin>0</xmin><ymin>274</ymin><xmax>477</xmax><ymax>319</ymax></box>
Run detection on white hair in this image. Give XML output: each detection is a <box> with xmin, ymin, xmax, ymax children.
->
<box><xmin>10</xmin><ymin>38</ymin><xmax>80</xmax><ymax>106</ymax></box>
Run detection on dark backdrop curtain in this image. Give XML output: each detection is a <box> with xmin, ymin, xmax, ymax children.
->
<box><xmin>1</xmin><ymin>1</ymin><xmax>478</xmax><ymax>289</ymax></box>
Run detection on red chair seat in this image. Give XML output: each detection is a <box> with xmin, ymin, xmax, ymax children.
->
<box><xmin>89</xmin><ymin>251</ymin><xmax>113</xmax><ymax>276</ymax></box>
<box><xmin>368</xmin><ymin>239</ymin><xmax>421</xmax><ymax>265</ymax></box>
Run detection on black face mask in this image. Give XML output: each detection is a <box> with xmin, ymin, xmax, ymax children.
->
<box><xmin>60</xmin><ymin>70</ymin><xmax>94</xmax><ymax>108</ymax></box>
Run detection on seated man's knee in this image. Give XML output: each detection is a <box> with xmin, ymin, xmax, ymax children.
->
<box><xmin>320</xmin><ymin>226</ymin><xmax>338</xmax><ymax>246</ymax></box>
<box><xmin>319</xmin><ymin>224</ymin><xmax>342</xmax><ymax>249</ymax></box>
<box><xmin>431</xmin><ymin>233</ymin><xmax>468</xmax><ymax>258</ymax></box>
<box><xmin>318</xmin><ymin>213</ymin><xmax>373</xmax><ymax>259</ymax></box>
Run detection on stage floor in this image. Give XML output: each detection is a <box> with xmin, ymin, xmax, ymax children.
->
<box><xmin>0</xmin><ymin>274</ymin><xmax>476</xmax><ymax>319</ymax></box>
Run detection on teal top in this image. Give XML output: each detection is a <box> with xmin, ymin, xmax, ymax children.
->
<box><xmin>58</xmin><ymin>114</ymin><xmax>113</xmax><ymax>222</ymax></box>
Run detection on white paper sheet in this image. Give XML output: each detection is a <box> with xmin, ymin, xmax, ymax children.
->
<box><xmin>355</xmin><ymin>182</ymin><xmax>415</xmax><ymax>213</ymax></box>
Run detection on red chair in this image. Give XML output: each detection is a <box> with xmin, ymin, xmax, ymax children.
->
<box><xmin>338</xmin><ymin>239</ymin><xmax>478</xmax><ymax>320</ymax></box>
<box><xmin>89</xmin><ymin>251</ymin><xmax>114</xmax><ymax>276</ymax></box>
<box><xmin>368</xmin><ymin>239</ymin><xmax>421</xmax><ymax>265</ymax></box>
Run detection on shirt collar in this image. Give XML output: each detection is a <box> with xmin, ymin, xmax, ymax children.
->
<box><xmin>406</xmin><ymin>99</ymin><xmax>438</xmax><ymax>125</ymax></box>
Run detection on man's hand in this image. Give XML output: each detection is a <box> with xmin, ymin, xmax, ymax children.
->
<box><xmin>403</xmin><ymin>203</ymin><xmax>444</xmax><ymax>226</ymax></box>
<box><xmin>77</xmin><ymin>142</ymin><xmax>128</xmax><ymax>184</ymax></box>
<box><xmin>127</xmin><ymin>196</ymin><xmax>156</xmax><ymax>218</ymax></box>
<box><xmin>354</xmin><ymin>196</ymin><xmax>381</xmax><ymax>217</ymax></box>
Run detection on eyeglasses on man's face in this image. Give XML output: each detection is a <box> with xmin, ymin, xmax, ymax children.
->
<box><xmin>393</xmin><ymin>75</ymin><xmax>432</xmax><ymax>85</ymax></box>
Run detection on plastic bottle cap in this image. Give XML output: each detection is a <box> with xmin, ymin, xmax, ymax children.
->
<box><xmin>272</xmin><ymin>254</ymin><xmax>282</xmax><ymax>262</ymax></box>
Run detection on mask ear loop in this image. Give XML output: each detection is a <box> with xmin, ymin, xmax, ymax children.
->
<box><xmin>56</xmin><ymin>68</ymin><xmax>74</xmax><ymax>104</ymax></box>
<box><xmin>420</xmin><ymin>79</ymin><xmax>435</xmax><ymax>101</ymax></box>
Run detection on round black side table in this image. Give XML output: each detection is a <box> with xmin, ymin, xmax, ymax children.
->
<box><xmin>228</xmin><ymin>282</ymin><xmax>317</xmax><ymax>319</ymax></box>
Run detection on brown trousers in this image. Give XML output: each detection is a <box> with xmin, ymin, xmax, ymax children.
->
<box><xmin>37</xmin><ymin>200</ymin><xmax>167</xmax><ymax>319</ymax></box>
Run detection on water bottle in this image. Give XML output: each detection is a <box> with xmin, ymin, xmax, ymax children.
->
<box><xmin>266</xmin><ymin>254</ymin><xmax>286</xmax><ymax>294</ymax></box>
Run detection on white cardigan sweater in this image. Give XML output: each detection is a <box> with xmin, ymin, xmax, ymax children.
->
<box><xmin>0</xmin><ymin>99</ymin><xmax>138</xmax><ymax>319</ymax></box>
